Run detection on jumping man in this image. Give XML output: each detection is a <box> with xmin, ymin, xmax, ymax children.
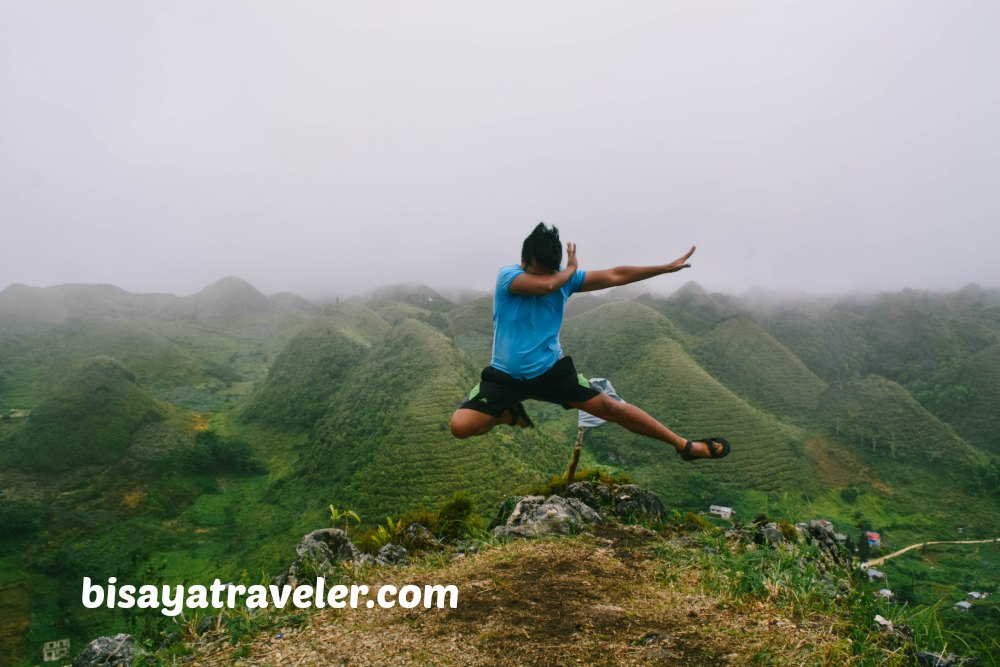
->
<box><xmin>449</xmin><ymin>223</ymin><xmax>731</xmax><ymax>462</ymax></box>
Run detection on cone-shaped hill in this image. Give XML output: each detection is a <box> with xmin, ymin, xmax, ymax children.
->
<box><xmin>636</xmin><ymin>281</ymin><xmax>740</xmax><ymax>335</ymax></box>
<box><xmin>3</xmin><ymin>356</ymin><xmax>165</xmax><ymax>472</ymax></box>
<box><xmin>562</xmin><ymin>300</ymin><xmax>688</xmax><ymax>367</ymax></box>
<box><xmin>814</xmin><ymin>375</ymin><xmax>994</xmax><ymax>531</ymax></box>
<box><xmin>755</xmin><ymin>307</ymin><xmax>871</xmax><ymax>382</ymax></box>
<box><xmin>300</xmin><ymin>317</ymin><xmax>573</xmax><ymax>520</ymax></box>
<box><xmin>192</xmin><ymin>276</ymin><xmax>274</xmax><ymax>320</ymax></box>
<box><xmin>366</xmin><ymin>283</ymin><xmax>453</xmax><ymax>310</ymax></box>
<box><xmin>445</xmin><ymin>296</ymin><xmax>493</xmax><ymax>367</ymax></box>
<box><xmin>816</xmin><ymin>375</ymin><xmax>987</xmax><ymax>473</ymax></box>
<box><xmin>240</xmin><ymin>303</ymin><xmax>391</xmax><ymax>430</ymax></box>
<box><xmin>922</xmin><ymin>342</ymin><xmax>1000</xmax><ymax>456</ymax></box>
<box><xmin>564</xmin><ymin>303</ymin><xmax>809</xmax><ymax>503</ymax></box>
<box><xmin>691</xmin><ymin>315</ymin><xmax>827</xmax><ymax>418</ymax></box>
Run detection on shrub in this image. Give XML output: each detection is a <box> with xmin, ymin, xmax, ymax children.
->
<box><xmin>0</xmin><ymin>500</ymin><xmax>45</xmax><ymax>539</ymax></box>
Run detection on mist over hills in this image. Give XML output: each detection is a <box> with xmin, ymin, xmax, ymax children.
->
<box><xmin>0</xmin><ymin>275</ymin><xmax>998</xmax><ymax>663</ymax></box>
<box><xmin>0</xmin><ymin>276</ymin><xmax>316</xmax><ymax>328</ymax></box>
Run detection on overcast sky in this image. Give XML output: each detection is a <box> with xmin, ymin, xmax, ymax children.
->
<box><xmin>1</xmin><ymin>1</ymin><xmax>997</xmax><ymax>299</ymax></box>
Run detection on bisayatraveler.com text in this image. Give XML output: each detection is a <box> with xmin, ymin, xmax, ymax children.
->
<box><xmin>82</xmin><ymin>576</ymin><xmax>458</xmax><ymax>616</ymax></box>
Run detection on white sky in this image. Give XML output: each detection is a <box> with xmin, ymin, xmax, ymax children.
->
<box><xmin>1</xmin><ymin>1</ymin><xmax>997</xmax><ymax>299</ymax></box>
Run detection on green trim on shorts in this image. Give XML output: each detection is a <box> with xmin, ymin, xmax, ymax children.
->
<box><xmin>577</xmin><ymin>373</ymin><xmax>591</xmax><ymax>389</ymax></box>
<box><xmin>466</xmin><ymin>383</ymin><xmax>481</xmax><ymax>402</ymax></box>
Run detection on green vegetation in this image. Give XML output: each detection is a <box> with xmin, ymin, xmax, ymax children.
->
<box><xmin>1</xmin><ymin>356</ymin><xmax>165</xmax><ymax>472</ymax></box>
<box><xmin>1</xmin><ymin>278</ymin><xmax>998</xmax><ymax>663</ymax></box>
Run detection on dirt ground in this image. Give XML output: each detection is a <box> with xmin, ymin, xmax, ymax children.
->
<box><xmin>188</xmin><ymin>526</ymin><xmax>844</xmax><ymax>667</ymax></box>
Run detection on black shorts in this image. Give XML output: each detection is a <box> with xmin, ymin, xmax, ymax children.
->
<box><xmin>459</xmin><ymin>356</ymin><xmax>601</xmax><ymax>417</ymax></box>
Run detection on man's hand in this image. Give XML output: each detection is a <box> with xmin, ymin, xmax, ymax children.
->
<box><xmin>566</xmin><ymin>242</ymin><xmax>578</xmax><ymax>271</ymax></box>
<box><xmin>578</xmin><ymin>244</ymin><xmax>698</xmax><ymax>292</ymax></box>
<box><xmin>665</xmin><ymin>245</ymin><xmax>695</xmax><ymax>273</ymax></box>
<box><xmin>510</xmin><ymin>241</ymin><xmax>581</xmax><ymax>296</ymax></box>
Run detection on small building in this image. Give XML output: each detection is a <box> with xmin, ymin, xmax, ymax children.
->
<box><xmin>866</xmin><ymin>568</ymin><xmax>886</xmax><ymax>582</ymax></box>
<box><xmin>864</xmin><ymin>531</ymin><xmax>881</xmax><ymax>547</ymax></box>
<box><xmin>955</xmin><ymin>601</ymin><xmax>972</xmax><ymax>612</ymax></box>
<box><xmin>42</xmin><ymin>638</ymin><xmax>70</xmax><ymax>662</ymax></box>
<box><xmin>708</xmin><ymin>505</ymin><xmax>734</xmax><ymax>520</ymax></box>
<box><xmin>968</xmin><ymin>592</ymin><xmax>983</xmax><ymax>601</ymax></box>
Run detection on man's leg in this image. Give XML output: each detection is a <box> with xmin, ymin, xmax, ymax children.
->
<box><xmin>568</xmin><ymin>393</ymin><xmax>723</xmax><ymax>458</ymax></box>
<box><xmin>449</xmin><ymin>406</ymin><xmax>526</xmax><ymax>439</ymax></box>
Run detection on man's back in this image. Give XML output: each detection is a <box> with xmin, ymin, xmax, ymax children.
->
<box><xmin>490</xmin><ymin>264</ymin><xmax>586</xmax><ymax>379</ymax></box>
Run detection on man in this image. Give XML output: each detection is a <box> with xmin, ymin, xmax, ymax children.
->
<box><xmin>449</xmin><ymin>223</ymin><xmax>731</xmax><ymax>462</ymax></box>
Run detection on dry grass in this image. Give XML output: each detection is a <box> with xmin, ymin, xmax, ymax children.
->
<box><xmin>186</xmin><ymin>526</ymin><xmax>853</xmax><ymax>667</ymax></box>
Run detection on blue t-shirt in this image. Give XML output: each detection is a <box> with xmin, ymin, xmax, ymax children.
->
<box><xmin>490</xmin><ymin>264</ymin><xmax>587</xmax><ymax>379</ymax></box>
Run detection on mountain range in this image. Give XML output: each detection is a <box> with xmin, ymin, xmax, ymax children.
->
<box><xmin>0</xmin><ymin>276</ymin><xmax>997</xmax><ymax>664</ymax></box>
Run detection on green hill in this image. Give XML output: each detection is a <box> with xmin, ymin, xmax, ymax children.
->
<box><xmin>2</xmin><ymin>356</ymin><xmax>165</xmax><ymax>472</ymax></box>
<box><xmin>445</xmin><ymin>296</ymin><xmax>494</xmax><ymax>368</ymax></box>
<box><xmin>637</xmin><ymin>281</ymin><xmax>740</xmax><ymax>335</ymax></box>
<box><xmin>239</xmin><ymin>303</ymin><xmax>390</xmax><ymax>430</ymax></box>
<box><xmin>816</xmin><ymin>375</ymin><xmax>985</xmax><ymax>470</ymax></box>
<box><xmin>3</xmin><ymin>280</ymin><xmax>1000</xmax><ymax>665</ymax></box>
<box><xmin>917</xmin><ymin>343</ymin><xmax>1000</xmax><ymax>456</ymax></box>
<box><xmin>840</xmin><ymin>290</ymin><xmax>1000</xmax><ymax>384</ymax></box>
<box><xmin>756</xmin><ymin>305</ymin><xmax>871</xmax><ymax>382</ymax></box>
<box><xmin>299</xmin><ymin>317</ymin><xmax>572</xmax><ymax>522</ymax></box>
<box><xmin>564</xmin><ymin>302</ymin><xmax>809</xmax><ymax>506</ymax></box>
<box><xmin>191</xmin><ymin>276</ymin><xmax>274</xmax><ymax>321</ymax></box>
<box><xmin>562</xmin><ymin>300</ymin><xmax>688</xmax><ymax>366</ymax></box>
<box><xmin>691</xmin><ymin>315</ymin><xmax>827</xmax><ymax>418</ymax></box>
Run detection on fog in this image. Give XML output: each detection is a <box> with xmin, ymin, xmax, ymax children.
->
<box><xmin>1</xmin><ymin>1</ymin><xmax>997</xmax><ymax>300</ymax></box>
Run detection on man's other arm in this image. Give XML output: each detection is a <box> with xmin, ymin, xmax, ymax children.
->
<box><xmin>579</xmin><ymin>246</ymin><xmax>696</xmax><ymax>293</ymax></box>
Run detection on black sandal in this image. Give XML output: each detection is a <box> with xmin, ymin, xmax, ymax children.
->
<box><xmin>680</xmin><ymin>437</ymin><xmax>730</xmax><ymax>461</ymax></box>
<box><xmin>508</xmin><ymin>402</ymin><xmax>534</xmax><ymax>428</ymax></box>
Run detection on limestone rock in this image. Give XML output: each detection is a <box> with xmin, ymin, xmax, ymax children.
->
<box><xmin>73</xmin><ymin>634</ymin><xmax>140</xmax><ymax>667</ymax></box>
<box><xmin>492</xmin><ymin>495</ymin><xmax>605</xmax><ymax>539</ymax></box>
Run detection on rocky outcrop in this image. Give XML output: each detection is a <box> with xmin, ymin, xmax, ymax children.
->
<box><xmin>72</xmin><ymin>634</ymin><xmax>140</xmax><ymax>667</ymax></box>
<box><xmin>274</xmin><ymin>527</ymin><xmax>422</xmax><ymax>586</ymax></box>
<box><xmin>491</xmin><ymin>495</ymin><xmax>605</xmax><ymax>539</ymax></box>
<box><xmin>489</xmin><ymin>481</ymin><xmax>667</xmax><ymax>540</ymax></box>
<box><xmin>563</xmin><ymin>481</ymin><xmax>666</xmax><ymax>522</ymax></box>
<box><xmin>274</xmin><ymin>528</ymin><xmax>364</xmax><ymax>586</ymax></box>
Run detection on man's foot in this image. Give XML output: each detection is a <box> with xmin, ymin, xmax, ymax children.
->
<box><xmin>505</xmin><ymin>402</ymin><xmax>534</xmax><ymax>428</ymax></box>
<box><xmin>679</xmin><ymin>437</ymin><xmax>730</xmax><ymax>461</ymax></box>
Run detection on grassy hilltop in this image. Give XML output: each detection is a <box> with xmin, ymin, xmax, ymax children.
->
<box><xmin>0</xmin><ymin>277</ymin><xmax>998</xmax><ymax>665</ymax></box>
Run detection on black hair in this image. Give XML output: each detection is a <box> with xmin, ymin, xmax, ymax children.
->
<box><xmin>521</xmin><ymin>222</ymin><xmax>562</xmax><ymax>271</ymax></box>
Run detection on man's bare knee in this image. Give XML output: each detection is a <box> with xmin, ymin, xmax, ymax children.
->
<box><xmin>574</xmin><ymin>394</ymin><xmax>625</xmax><ymax>421</ymax></box>
<box><xmin>449</xmin><ymin>410</ymin><xmax>491</xmax><ymax>439</ymax></box>
<box><xmin>449</xmin><ymin>416</ymin><xmax>472</xmax><ymax>439</ymax></box>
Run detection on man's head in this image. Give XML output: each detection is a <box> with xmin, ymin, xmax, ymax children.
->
<box><xmin>521</xmin><ymin>222</ymin><xmax>562</xmax><ymax>273</ymax></box>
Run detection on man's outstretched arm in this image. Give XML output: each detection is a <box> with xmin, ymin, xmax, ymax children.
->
<box><xmin>578</xmin><ymin>246</ymin><xmax>696</xmax><ymax>292</ymax></box>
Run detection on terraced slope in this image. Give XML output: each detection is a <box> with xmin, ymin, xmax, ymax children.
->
<box><xmin>562</xmin><ymin>300</ymin><xmax>688</xmax><ymax>367</ymax></box>
<box><xmin>691</xmin><ymin>315</ymin><xmax>827</xmax><ymax>418</ymax></box>
<box><xmin>446</xmin><ymin>296</ymin><xmax>493</xmax><ymax>368</ymax></box>
<box><xmin>240</xmin><ymin>304</ymin><xmax>390</xmax><ymax>430</ymax></box>
<box><xmin>302</xmin><ymin>318</ymin><xmax>570</xmax><ymax>520</ymax></box>
<box><xmin>816</xmin><ymin>375</ymin><xmax>987</xmax><ymax>472</ymax></box>
<box><xmin>564</xmin><ymin>303</ymin><xmax>808</xmax><ymax>505</ymax></box>
<box><xmin>756</xmin><ymin>306</ymin><xmax>870</xmax><ymax>382</ymax></box>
